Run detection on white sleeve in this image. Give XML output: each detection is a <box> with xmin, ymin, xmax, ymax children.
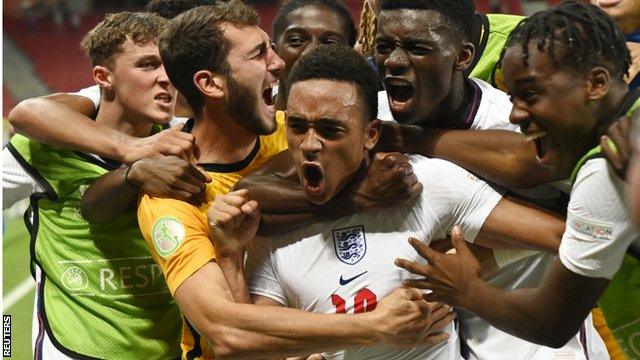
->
<box><xmin>559</xmin><ymin>159</ymin><xmax>638</xmax><ymax>279</ymax></box>
<box><xmin>412</xmin><ymin>156</ymin><xmax>504</xmax><ymax>242</ymax></box>
<box><xmin>376</xmin><ymin>90</ymin><xmax>395</xmax><ymax>122</ymax></box>
<box><xmin>246</xmin><ymin>237</ymin><xmax>288</xmax><ymax>306</ymax></box>
<box><xmin>2</xmin><ymin>146</ymin><xmax>43</xmax><ymax>209</ymax></box>
<box><xmin>69</xmin><ymin>85</ymin><xmax>101</xmax><ymax>109</ymax></box>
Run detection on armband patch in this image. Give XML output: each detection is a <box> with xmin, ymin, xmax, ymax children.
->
<box><xmin>568</xmin><ymin>213</ymin><xmax>613</xmax><ymax>240</ymax></box>
<box><xmin>152</xmin><ymin>216</ymin><xmax>186</xmax><ymax>258</ymax></box>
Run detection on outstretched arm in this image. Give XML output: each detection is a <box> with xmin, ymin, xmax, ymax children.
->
<box><xmin>175</xmin><ymin>262</ymin><xmax>452</xmax><ymax>360</ymax></box>
<box><xmin>81</xmin><ymin>154</ymin><xmax>209</xmax><ymax>223</ymax></box>
<box><xmin>235</xmin><ymin>151</ymin><xmax>422</xmax><ymax>236</ymax></box>
<box><xmin>8</xmin><ymin>93</ymin><xmax>194</xmax><ymax>164</ymax></box>
<box><xmin>397</xmin><ymin>228</ymin><xmax>607</xmax><ymax>348</ymax></box>
<box><xmin>475</xmin><ymin>196</ymin><xmax>564</xmax><ymax>253</ymax></box>
<box><xmin>377</xmin><ymin>122</ymin><xmax>559</xmax><ymax>189</ymax></box>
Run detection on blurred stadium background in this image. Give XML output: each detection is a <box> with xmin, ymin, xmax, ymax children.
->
<box><xmin>2</xmin><ymin>0</ymin><xmax>556</xmax><ymax>358</ymax></box>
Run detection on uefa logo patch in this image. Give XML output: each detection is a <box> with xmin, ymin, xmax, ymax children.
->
<box><xmin>333</xmin><ymin>225</ymin><xmax>367</xmax><ymax>265</ymax></box>
<box><xmin>152</xmin><ymin>216</ymin><xmax>185</xmax><ymax>258</ymax></box>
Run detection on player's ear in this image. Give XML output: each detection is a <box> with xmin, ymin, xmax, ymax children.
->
<box><xmin>93</xmin><ymin>65</ymin><xmax>113</xmax><ymax>93</ymax></box>
<box><xmin>585</xmin><ymin>66</ymin><xmax>610</xmax><ymax>101</ymax></box>
<box><xmin>364</xmin><ymin>119</ymin><xmax>382</xmax><ymax>150</ymax></box>
<box><xmin>455</xmin><ymin>41</ymin><xmax>475</xmax><ymax>72</ymax></box>
<box><xmin>194</xmin><ymin>70</ymin><xmax>226</xmax><ymax>100</ymax></box>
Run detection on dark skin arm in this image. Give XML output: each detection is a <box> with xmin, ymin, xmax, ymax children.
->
<box><xmin>81</xmin><ymin>156</ymin><xmax>211</xmax><ymax>223</ymax></box>
<box><xmin>474</xmin><ymin>196</ymin><xmax>564</xmax><ymax>253</ymax></box>
<box><xmin>376</xmin><ymin>122</ymin><xmax>560</xmax><ymax>189</ymax></box>
<box><xmin>234</xmin><ymin>150</ymin><xmax>423</xmax><ymax>236</ymax></box>
<box><xmin>397</xmin><ymin>227</ymin><xmax>608</xmax><ymax>348</ymax></box>
<box><xmin>8</xmin><ymin>93</ymin><xmax>195</xmax><ymax>164</ymax></box>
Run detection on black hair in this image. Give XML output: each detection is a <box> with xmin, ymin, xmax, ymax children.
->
<box><xmin>505</xmin><ymin>1</ymin><xmax>630</xmax><ymax>79</ymax></box>
<box><xmin>146</xmin><ymin>0</ymin><xmax>219</xmax><ymax>19</ymax></box>
<box><xmin>286</xmin><ymin>44</ymin><xmax>379</xmax><ymax>121</ymax></box>
<box><xmin>273</xmin><ymin>0</ymin><xmax>357</xmax><ymax>46</ymax></box>
<box><xmin>380</xmin><ymin>0</ymin><xmax>476</xmax><ymax>41</ymax></box>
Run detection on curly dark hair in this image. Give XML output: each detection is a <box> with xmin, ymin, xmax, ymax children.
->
<box><xmin>505</xmin><ymin>1</ymin><xmax>631</xmax><ymax>79</ymax></box>
<box><xmin>287</xmin><ymin>44</ymin><xmax>379</xmax><ymax>121</ymax></box>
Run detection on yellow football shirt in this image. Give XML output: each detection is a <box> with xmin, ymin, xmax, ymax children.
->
<box><xmin>138</xmin><ymin>111</ymin><xmax>287</xmax><ymax>359</ymax></box>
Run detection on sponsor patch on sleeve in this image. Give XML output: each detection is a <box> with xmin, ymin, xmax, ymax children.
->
<box><xmin>152</xmin><ymin>216</ymin><xmax>186</xmax><ymax>258</ymax></box>
<box><xmin>568</xmin><ymin>213</ymin><xmax>613</xmax><ymax>240</ymax></box>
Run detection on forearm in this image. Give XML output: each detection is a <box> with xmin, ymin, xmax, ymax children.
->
<box><xmin>81</xmin><ymin>166</ymin><xmax>138</xmax><ymax>223</ymax></box>
<box><xmin>201</xmin><ymin>299</ymin><xmax>377</xmax><ymax>359</ymax></box>
<box><xmin>459</xmin><ymin>262</ymin><xmax>606</xmax><ymax>348</ymax></box>
<box><xmin>460</xmin><ymin>280</ymin><xmax>565</xmax><ymax>346</ymax></box>
<box><xmin>8</xmin><ymin>98</ymin><xmax>130</xmax><ymax>161</ymax></box>
<box><xmin>393</xmin><ymin>126</ymin><xmax>558</xmax><ymax>188</ymax></box>
<box><xmin>217</xmin><ymin>255</ymin><xmax>250</xmax><ymax>303</ymax></box>
<box><xmin>235</xmin><ymin>175</ymin><xmax>351</xmax><ymax>236</ymax></box>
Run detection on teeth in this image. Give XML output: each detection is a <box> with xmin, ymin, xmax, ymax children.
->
<box><xmin>266</xmin><ymin>81</ymin><xmax>278</xmax><ymax>89</ymax></box>
<box><xmin>387</xmin><ymin>79</ymin><xmax>411</xmax><ymax>86</ymax></box>
<box><xmin>525</xmin><ymin>131</ymin><xmax>547</xmax><ymax>142</ymax></box>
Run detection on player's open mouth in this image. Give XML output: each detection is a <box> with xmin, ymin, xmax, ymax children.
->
<box><xmin>262</xmin><ymin>81</ymin><xmax>277</xmax><ymax>110</ymax></box>
<box><xmin>301</xmin><ymin>162</ymin><xmax>325</xmax><ymax>195</ymax></box>
<box><xmin>385</xmin><ymin>77</ymin><xmax>414</xmax><ymax>112</ymax></box>
<box><xmin>525</xmin><ymin>131</ymin><xmax>548</xmax><ymax>161</ymax></box>
<box><xmin>155</xmin><ymin>93</ymin><xmax>173</xmax><ymax>104</ymax></box>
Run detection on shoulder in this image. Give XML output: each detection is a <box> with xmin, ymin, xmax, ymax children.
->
<box><xmin>470</xmin><ymin>78</ymin><xmax>519</xmax><ymax>132</ymax></box>
<box><xmin>487</xmin><ymin>14</ymin><xmax>526</xmax><ymax>36</ymax></box>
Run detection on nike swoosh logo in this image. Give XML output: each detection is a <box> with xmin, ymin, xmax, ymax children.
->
<box><xmin>339</xmin><ymin>271</ymin><xmax>368</xmax><ymax>286</ymax></box>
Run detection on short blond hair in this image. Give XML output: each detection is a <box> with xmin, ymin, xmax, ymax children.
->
<box><xmin>80</xmin><ymin>12</ymin><xmax>167</xmax><ymax>68</ymax></box>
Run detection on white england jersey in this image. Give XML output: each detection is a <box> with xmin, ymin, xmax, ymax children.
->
<box><xmin>376</xmin><ymin>77</ymin><xmax>604</xmax><ymax>359</ymax></box>
<box><xmin>248</xmin><ymin>155</ymin><xmax>503</xmax><ymax>360</ymax></box>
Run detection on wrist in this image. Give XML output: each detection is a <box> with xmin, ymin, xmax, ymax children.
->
<box><xmin>125</xmin><ymin>159</ymin><xmax>145</xmax><ymax>188</ymax></box>
<box><xmin>351</xmin><ymin>312</ymin><xmax>382</xmax><ymax>346</ymax></box>
<box><xmin>459</xmin><ymin>277</ymin><xmax>490</xmax><ymax>311</ymax></box>
<box><xmin>114</xmin><ymin>133</ymin><xmax>136</xmax><ymax>164</ymax></box>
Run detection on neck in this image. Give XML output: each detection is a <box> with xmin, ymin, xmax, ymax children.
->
<box><xmin>192</xmin><ymin>103</ymin><xmax>258</xmax><ymax>164</ymax></box>
<box><xmin>592</xmin><ymin>82</ymin><xmax>630</xmax><ymax>142</ymax></box>
<box><xmin>422</xmin><ymin>75</ymin><xmax>468</xmax><ymax>128</ymax></box>
<box><xmin>619</xmin><ymin>18</ymin><xmax>640</xmax><ymax>35</ymax></box>
<box><xmin>174</xmin><ymin>93</ymin><xmax>194</xmax><ymax>118</ymax></box>
<box><xmin>95</xmin><ymin>100</ymin><xmax>153</xmax><ymax>138</ymax></box>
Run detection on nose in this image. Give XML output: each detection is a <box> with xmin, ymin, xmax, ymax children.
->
<box><xmin>509</xmin><ymin>99</ymin><xmax>530</xmax><ymax>126</ymax></box>
<box><xmin>268</xmin><ymin>48</ymin><xmax>286</xmax><ymax>77</ymax></box>
<box><xmin>300</xmin><ymin>130</ymin><xmax>322</xmax><ymax>160</ymax></box>
<box><xmin>301</xmin><ymin>39</ymin><xmax>321</xmax><ymax>58</ymax></box>
<box><xmin>157</xmin><ymin>64</ymin><xmax>171</xmax><ymax>85</ymax></box>
<box><xmin>384</xmin><ymin>48</ymin><xmax>409</xmax><ymax>75</ymax></box>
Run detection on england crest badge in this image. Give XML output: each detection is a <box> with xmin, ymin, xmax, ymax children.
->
<box><xmin>333</xmin><ymin>225</ymin><xmax>367</xmax><ymax>265</ymax></box>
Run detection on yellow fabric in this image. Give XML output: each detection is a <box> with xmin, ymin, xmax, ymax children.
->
<box><xmin>138</xmin><ymin>111</ymin><xmax>288</xmax><ymax>359</ymax></box>
<box><xmin>592</xmin><ymin>308</ymin><xmax>628</xmax><ymax>360</ymax></box>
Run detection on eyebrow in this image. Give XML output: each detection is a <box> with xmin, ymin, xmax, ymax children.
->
<box><xmin>247</xmin><ymin>41</ymin><xmax>268</xmax><ymax>58</ymax></box>
<box><xmin>284</xmin><ymin>27</ymin><xmax>345</xmax><ymax>38</ymax></box>
<box><xmin>514</xmin><ymin>76</ymin><xmax>538</xmax><ymax>86</ymax></box>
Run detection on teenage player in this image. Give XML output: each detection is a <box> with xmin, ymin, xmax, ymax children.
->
<box><xmin>3</xmin><ymin>12</ymin><xmax>183</xmax><ymax>358</ymax></box>
<box><xmin>396</xmin><ymin>2</ymin><xmax>640</xmax><ymax>356</ymax></box>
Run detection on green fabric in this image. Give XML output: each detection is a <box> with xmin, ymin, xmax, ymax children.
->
<box><xmin>10</xmin><ymin>134</ymin><xmax>181</xmax><ymax>359</ymax></box>
<box><xmin>469</xmin><ymin>14</ymin><xmax>524</xmax><ymax>90</ymax></box>
<box><xmin>598</xmin><ymin>254</ymin><xmax>640</xmax><ymax>359</ymax></box>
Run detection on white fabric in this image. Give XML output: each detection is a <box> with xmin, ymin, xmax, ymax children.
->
<box><xmin>376</xmin><ymin>77</ymin><xmax>519</xmax><ymax>132</ymax></box>
<box><xmin>248</xmin><ymin>155</ymin><xmax>503</xmax><ymax>360</ymax></box>
<box><xmin>70</xmin><ymin>85</ymin><xmax>101</xmax><ymax>109</ymax></box>
<box><xmin>2</xmin><ymin>147</ymin><xmax>43</xmax><ymax>209</ymax></box>
<box><xmin>559</xmin><ymin>158</ymin><xmax>639</xmax><ymax>279</ymax></box>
